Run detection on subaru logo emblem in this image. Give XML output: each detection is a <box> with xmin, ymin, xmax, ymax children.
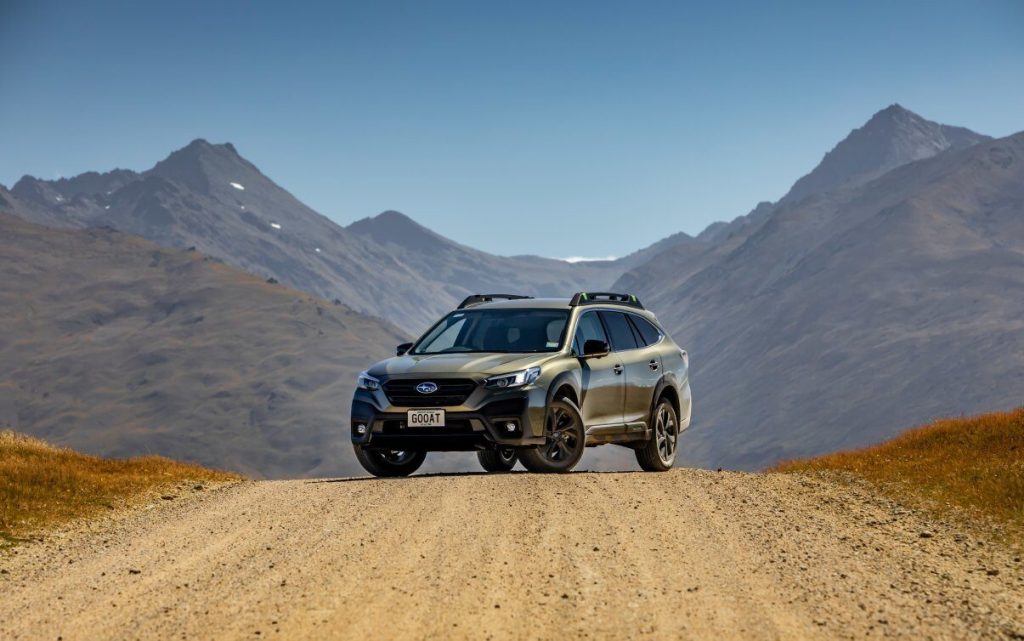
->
<box><xmin>416</xmin><ymin>382</ymin><xmax>439</xmax><ymax>394</ymax></box>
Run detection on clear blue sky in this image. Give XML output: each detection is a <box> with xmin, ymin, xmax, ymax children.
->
<box><xmin>2</xmin><ymin>1</ymin><xmax>1022</xmax><ymax>258</ymax></box>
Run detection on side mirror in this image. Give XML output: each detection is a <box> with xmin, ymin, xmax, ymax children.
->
<box><xmin>396</xmin><ymin>342</ymin><xmax>413</xmax><ymax>356</ymax></box>
<box><xmin>582</xmin><ymin>339</ymin><xmax>610</xmax><ymax>359</ymax></box>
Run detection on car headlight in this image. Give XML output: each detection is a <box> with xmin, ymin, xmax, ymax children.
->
<box><xmin>357</xmin><ymin>371</ymin><xmax>381</xmax><ymax>391</ymax></box>
<box><xmin>484</xmin><ymin>367</ymin><xmax>541</xmax><ymax>389</ymax></box>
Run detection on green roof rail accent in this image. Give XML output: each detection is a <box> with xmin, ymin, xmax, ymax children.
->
<box><xmin>568</xmin><ymin>292</ymin><xmax>644</xmax><ymax>309</ymax></box>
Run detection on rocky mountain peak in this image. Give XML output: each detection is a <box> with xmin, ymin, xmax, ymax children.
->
<box><xmin>346</xmin><ymin>210</ymin><xmax>450</xmax><ymax>252</ymax></box>
<box><xmin>373</xmin><ymin>209</ymin><xmax>418</xmax><ymax>226</ymax></box>
<box><xmin>10</xmin><ymin>175</ymin><xmax>55</xmax><ymax>207</ymax></box>
<box><xmin>149</xmin><ymin>139</ymin><xmax>251</xmax><ymax>195</ymax></box>
<box><xmin>158</xmin><ymin>138</ymin><xmax>245</xmax><ymax>167</ymax></box>
<box><xmin>782</xmin><ymin>105</ymin><xmax>989</xmax><ymax>205</ymax></box>
<box><xmin>872</xmin><ymin>102</ymin><xmax>913</xmax><ymax>120</ymax></box>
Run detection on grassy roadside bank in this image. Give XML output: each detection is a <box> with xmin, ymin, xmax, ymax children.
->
<box><xmin>1</xmin><ymin>431</ymin><xmax>239</xmax><ymax>547</ymax></box>
<box><xmin>773</xmin><ymin>408</ymin><xmax>1024</xmax><ymax>543</ymax></box>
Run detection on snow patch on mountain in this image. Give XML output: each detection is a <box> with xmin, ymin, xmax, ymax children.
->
<box><xmin>561</xmin><ymin>255</ymin><xmax>617</xmax><ymax>263</ymax></box>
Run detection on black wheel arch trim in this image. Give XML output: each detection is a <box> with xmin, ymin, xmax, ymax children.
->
<box><xmin>650</xmin><ymin>375</ymin><xmax>681</xmax><ymax>425</ymax></box>
<box><xmin>545</xmin><ymin>371</ymin><xmax>581</xmax><ymax>408</ymax></box>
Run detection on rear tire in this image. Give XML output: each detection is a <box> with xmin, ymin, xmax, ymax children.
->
<box><xmin>477</xmin><ymin>448</ymin><xmax>518</xmax><ymax>472</ymax></box>
<box><xmin>635</xmin><ymin>397</ymin><xmax>679</xmax><ymax>472</ymax></box>
<box><xmin>353</xmin><ymin>445</ymin><xmax>426</xmax><ymax>477</ymax></box>
<box><xmin>519</xmin><ymin>398</ymin><xmax>586</xmax><ymax>473</ymax></box>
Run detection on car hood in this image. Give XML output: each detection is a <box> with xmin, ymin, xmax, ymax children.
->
<box><xmin>368</xmin><ymin>352</ymin><xmax>560</xmax><ymax>378</ymax></box>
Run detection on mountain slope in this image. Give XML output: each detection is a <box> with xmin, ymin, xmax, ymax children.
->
<box><xmin>8</xmin><ymin>143</ymin><xmax>634</xmax><ymax>334</ymax></box>
<box><xmin>345</xmin><ymin>210</ymin><xmax>627</xmax><ymax>300</ymax></box>
<box><xmin>0</xmin><ymin>211</ymin><xmax>405</xmax><ymax>478</ymax></box>
<box><xmin>621</xmin><ymin>131</ymin><xmax>1024</xmax><ymax>469</ymax></box>
<box><xmin>783</xmin><ymin>104</ymin><xmax>990</xmax><ymax>205</ymax></box>
<box><xmin>613</xmin><ymin>229</ymin><xmax>697</xmax><ymax>269</ymax></box>
<box><xmin>691</xmin><ymin>106</ymin><xmax>990</xmax><ymax>246</ymax></box>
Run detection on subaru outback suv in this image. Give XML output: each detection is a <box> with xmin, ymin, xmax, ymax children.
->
<box><xmin>350</xmin><ymin>292</ymin><xmax>691</xmax><ymax>476</ymax></box>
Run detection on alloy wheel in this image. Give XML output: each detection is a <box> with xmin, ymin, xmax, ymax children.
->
<box><xmin>542</xmin><ymin>405</ymin><xmax>582</xmax><ymax>462</ymax></box>
<box><xmin>654</xmin><ymin>405</ymin><xmax>677</xmax><ymax>464</ymax></box>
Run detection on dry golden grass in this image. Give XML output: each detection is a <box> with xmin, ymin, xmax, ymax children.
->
<box><xmin>774</xmin><ymin>408</ymin><xmax>1024</xmax><ymax>538</ymax></box>
<box><xmin>0</xmin><ymin>431</ymin><xmax>239</xmax><ymax>545</ymax></box>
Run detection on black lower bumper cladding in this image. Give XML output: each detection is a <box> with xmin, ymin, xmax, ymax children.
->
<box><xmin>351</xmin><ymin>398</ymin><xmax>542</xmax><ymax>451</ymax></box>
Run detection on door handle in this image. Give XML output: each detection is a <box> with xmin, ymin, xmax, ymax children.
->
<box><xmin>613</xmin><ymin>364</ymin><xmax>623</xmax><ymax>375</ymax></box>
<box><xmin>649</xmin><ymin>359</ymin><xmax>659</xmax><ymax>371</ymax></box>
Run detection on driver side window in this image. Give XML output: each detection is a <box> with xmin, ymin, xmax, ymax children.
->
<box><xmin>572</xmin><ymin>312</ymin><xmax>609</xmax><ymax>355</ymax></box>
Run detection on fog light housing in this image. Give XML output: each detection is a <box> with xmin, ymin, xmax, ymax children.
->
<box><xmin>504</xmin><ymin>421</ymin><xmax>517</xmax><ymax>433</ymax></box>
<box><xmin>355</xmin><ymin>423</ymin><xmax>368</xmax><ymax>435</ymax></box>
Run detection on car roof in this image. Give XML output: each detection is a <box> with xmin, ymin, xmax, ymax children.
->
<box><xmin>463</xmin><ymin>297</ymin><xmax>571</xmax><ymax>310</ymax></box>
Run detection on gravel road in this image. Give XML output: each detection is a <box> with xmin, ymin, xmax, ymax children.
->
<box><xmin>1</xmin><ymin>470</ymin><xmax>1021</xmax><ymax>640</ymax></box>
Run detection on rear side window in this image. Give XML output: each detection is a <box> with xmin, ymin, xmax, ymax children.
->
<box><xmin>629</xmin><ymin>315</ymin><xmax>662</xmax><ymax>346</ymax></box>
<box><xmin>572</xmin><ymin>312</ymin><xmax>609</xmax><ymax>355</ymax></box>
<box><xmin>599</xmin><ymin>311</ymin><xmax>640</xmax><ymax>351</ymax></box>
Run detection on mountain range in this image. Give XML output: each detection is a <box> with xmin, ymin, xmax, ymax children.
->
<box><xmin>7</xmin><ymin>144</ymin><xmax>642</xmax><ymax>335</ymax></box>
<box><xmin>3</xmin><ymin>103</ymin><xmax>1020</xmax><ymax>475</ymax></box>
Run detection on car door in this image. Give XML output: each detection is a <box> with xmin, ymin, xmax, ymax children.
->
<box><xmin>599</xmin><ymin>311</ymin><xmax>661</xmax><ymax>426</ymax></box>
<box><xmin>572</xmin><ymin>311</ymin><xmax>624</xmax><ymax>428</ymax></box>
<box><xmin>627</xmin><ymin>314</ymin><xmax>667</xmax><ymax>421</ymax></box>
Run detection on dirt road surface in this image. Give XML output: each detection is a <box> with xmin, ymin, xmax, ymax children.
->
<box><xmin>1</xmin><ymin>470</ymin><xmax>1021</xmax><ymax>640</ymax></box>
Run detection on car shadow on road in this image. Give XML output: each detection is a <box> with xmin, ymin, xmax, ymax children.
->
<box><xmin>306</xmin><ymin>469</ymin><xmax>650</xmax><ymax>484</ymax></box>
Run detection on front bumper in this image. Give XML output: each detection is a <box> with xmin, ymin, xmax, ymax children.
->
<box><xmin>350</xmin><ymin>382</ymin><xmax>548</xmax><ymax>451</ymax></box>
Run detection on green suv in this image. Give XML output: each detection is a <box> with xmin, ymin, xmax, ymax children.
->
<box><xmin>350</xmin><ymin>292</ymin><xmax>691</xmax><ymax>476</ymax></box>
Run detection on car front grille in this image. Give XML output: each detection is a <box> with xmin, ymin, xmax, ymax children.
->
<box><xmin>382</xmin><ymin>378</ymin><xmax>477</xmax><ymax>407</ymax></box>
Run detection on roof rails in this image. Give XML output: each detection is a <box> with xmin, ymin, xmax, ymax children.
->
<box><xmin>569</xmin><ymin>292</ymin><xmax>644</xmax><ymax>309</ymax></box>
<box><xmin>457</xmin><ymin>294</ymin><xmax>534</xmax><ymax>309</ymax></box>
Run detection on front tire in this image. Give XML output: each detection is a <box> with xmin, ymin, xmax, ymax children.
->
<box><xmin>635</xmin><ymin>397</ymin><xmax>679</xmax><ymax>472</ymax></box>
<box><xmin>477</xmin><ymin>448</ymin><xmax>518</xmax><ymax>472</ymax></box>
<box><xmin>353</xmin><ymin>445</ymin><xmax>426</xmax><ymax>477</ymax></box>
<box><xmin>519</xmin><ymin>398</ymin><xmax>586</xmax><ymax>473</ymax></box>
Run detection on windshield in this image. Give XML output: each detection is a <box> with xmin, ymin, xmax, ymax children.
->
<box><xmin>412</xmin><ymin>309</ymin><xmax>569</xmax><ymax>354</ymax></box>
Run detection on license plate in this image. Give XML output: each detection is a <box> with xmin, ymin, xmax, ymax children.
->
<box><xmin>407</xmin><ymin>409</ymin><xmax>445</xmax><ymax>427</ymax></box>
